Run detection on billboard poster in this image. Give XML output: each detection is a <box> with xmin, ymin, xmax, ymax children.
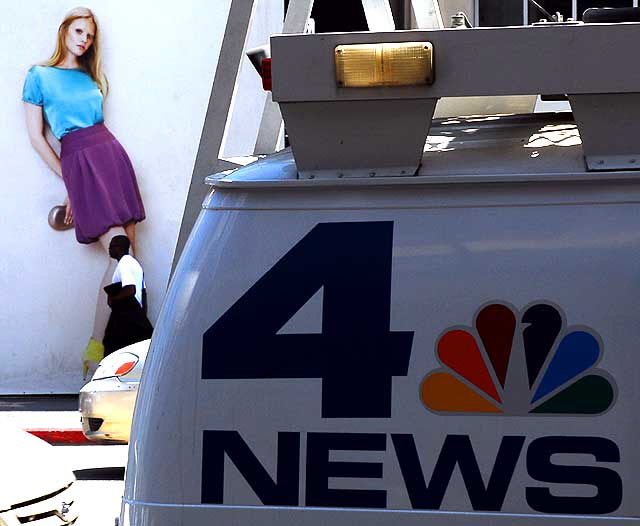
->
<box><xmin>1</xmin><ymin>0</ymin><xmax>281</xmax><ymax>393</ymax></box>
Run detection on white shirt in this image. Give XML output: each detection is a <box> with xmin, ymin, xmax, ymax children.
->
<box><xmin>112</xmin><ymin>254</ymin><xmax>145</xmax><ymax>306</ymax></box>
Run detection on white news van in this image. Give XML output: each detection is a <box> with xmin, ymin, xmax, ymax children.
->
<box><xmin>121</xmin><ymin>16</ymin><xmax>640</xmax><ymax>526</ymax></box>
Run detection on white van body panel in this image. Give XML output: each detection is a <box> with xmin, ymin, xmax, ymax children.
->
<box><xmin>123</xmin><ymin>131</ymin><xmax>640</xmax><ymax>524</ymax></box>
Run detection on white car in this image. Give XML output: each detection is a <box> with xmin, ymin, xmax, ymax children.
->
<box><xmin>0</xmin><ymin>426</ymin><xmax>78</xmax><ymax>525</ymax></box>
<box><xmin>79</xmin><ymin>339</ymin><xmax>149</xmax><ymax>443</ymax></box>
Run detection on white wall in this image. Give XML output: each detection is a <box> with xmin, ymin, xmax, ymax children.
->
<box><xmin>1</xmin><ymin>0</ymin><xmax>282</xmax><ymax>393</ymax></box>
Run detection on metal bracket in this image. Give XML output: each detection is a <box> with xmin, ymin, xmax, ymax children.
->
<box><xmin>280</xmin><ymin>99</ymin><xmax>438</xmax><ymax>179</ymax></box>
<box><xmin>569</xmin><ymin>93</ymin><xmax>640</xmax><ymax>171</ymax></box>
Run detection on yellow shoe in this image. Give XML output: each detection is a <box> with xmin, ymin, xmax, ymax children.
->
<box><xmin>82</xmin><ymin>338</ymin><xmax>104</xmax><ymax>380</ymax></box>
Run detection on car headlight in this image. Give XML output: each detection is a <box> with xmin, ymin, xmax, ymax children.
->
<box><xmin>93</xmin><ymin>352</ymin><xmax>139</xmax><ymax>380</ymax></box>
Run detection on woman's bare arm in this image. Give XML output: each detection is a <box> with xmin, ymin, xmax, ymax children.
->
<box><xmin>24</xmin><ymin>102</ymin><xmax>73</xmax><ymax>223</ymax></box>
<box><xmin>24</xmin><ymin>102</ymin><xmax>62</xmax><ymax>177</ymax></box>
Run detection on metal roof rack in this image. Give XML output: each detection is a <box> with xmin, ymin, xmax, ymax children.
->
<box><xmin>271</xmin><ymin>23</ymin><xmax>640</xmax><ymax>178</ymax></box>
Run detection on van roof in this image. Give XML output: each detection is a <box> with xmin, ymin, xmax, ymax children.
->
<box><xmin>208</xmin><ymin>112</ymin><xmax>640</xmax><ymax>189</ymax></box>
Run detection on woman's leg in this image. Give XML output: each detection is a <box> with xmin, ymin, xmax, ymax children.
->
<box><xmin>84</xmin><ymin>226</ymin><xmax>129</xmax><ymax>379</ymax></box>
<box><xmin>124</xmin><ymin>222</ymin><xmax>136</xmax><ymax>257</ymax></box>
<box><xmin>91</xmin><ymin>226</ymin><xmax>128</xmax><ymax>342</ymax></box>
<box><xmin>98</xmin><ymin>226</ymin><xmax>128</xmax><ymax>253</ymax></box>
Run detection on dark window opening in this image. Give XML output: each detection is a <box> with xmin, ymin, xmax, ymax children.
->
<box><xmin>478</xmin><ymin>0</ymin><xmax>524</xmax><ymax>26</ymax></box>
<box><xmin>284</xmin><ymin>0</ymin><xmax>404</xmax><ymax>32</ymax></box>
<box><xmin>311</xmin><ymin>0</ymin><xmax>368</xmax><ymax>32</ymax></box>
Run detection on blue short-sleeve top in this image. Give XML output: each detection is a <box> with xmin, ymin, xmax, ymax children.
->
<box><xmin>22</xmin><ymin>66</ymin><xmax>104</xmax><ymax>140</ymax></box>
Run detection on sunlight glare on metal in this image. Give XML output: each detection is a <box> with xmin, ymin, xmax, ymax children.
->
<box><xmin>525</xmin><ymin>124</ymin><xmax>581</xmax><ymax>148</ymax></box>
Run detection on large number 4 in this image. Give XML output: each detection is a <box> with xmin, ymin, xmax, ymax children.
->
<box><xmin>202</xmin><ymin>221</ymin><xmax>413</xmax><ymax>418</ymax></box>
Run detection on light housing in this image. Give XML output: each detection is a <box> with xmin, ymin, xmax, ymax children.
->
<box><xmin>115</xmin><ymin>361</ymin><xmax>137</xmax><ymax>376</ymax></box>
<box><xmin>246</xmin><ymin>44</ymin><xmax>272</xmax><ymax>91</ymax></box>
<box><xmin>335</xmin><ymin>41</ymin><xmax>434</xmax><ymax>88</ymax></box>
<box><xmin>93</xmin><ymin>351</ymin><xmax>139</xmax><ymax>380</ymax></box>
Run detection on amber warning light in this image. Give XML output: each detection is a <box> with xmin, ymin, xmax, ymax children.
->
<box><xmin>335</xmin><ymin>41</ymin><xmax>434</xmax><ymax>88</ymax></box>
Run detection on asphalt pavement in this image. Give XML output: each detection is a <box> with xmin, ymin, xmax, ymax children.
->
<box><xmin>0</xmin><ymin>394</ymin><xmax>78</xmax><ymax>411</ymax></box>
<box><xmin>0</xmin><ymin>394</ymin><xmax>80</xmax><ymax>427</ymax></box>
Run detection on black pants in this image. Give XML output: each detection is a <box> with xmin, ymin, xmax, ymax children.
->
<box><xmin>103</xmin><ymin>296</ymin><xmax>153</xmax><ymax>356</ymax></box>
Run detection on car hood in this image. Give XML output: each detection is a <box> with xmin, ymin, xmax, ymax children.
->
<box><xmin>0</xmin><ymin>426</ymin><xmax>75</xmax><ymax>511</ymax></box>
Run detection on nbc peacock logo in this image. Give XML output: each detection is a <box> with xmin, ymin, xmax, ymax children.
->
<box><xmin>421</xmin><ymin>302</ymin><xmax>616</xmax><ymax>416</ymax></box>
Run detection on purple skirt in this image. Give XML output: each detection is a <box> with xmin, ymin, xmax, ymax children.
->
<box><xmin>60</xmin><ymin>123</ymin><xmax>146</xmax><ymax>244</ymax></box>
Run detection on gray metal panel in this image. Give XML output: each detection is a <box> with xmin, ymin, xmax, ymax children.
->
<box><xmin>271</xmin><ymin>23</ymin><xmax>640</xmax><ymax>101</ymax></box>
<box><xmin>569</xmin><ymin>93</ymin><xmax>640</xmax><ymax>171</ymax></box>
<box><xmin>282</xmin><ymin>0</ymin><xmax>314</xmax><ymax>32</ymax></box>
<box><xmin>410</xmin><ymin>0</ymin><xmax>444</xmax><ymax>28</ymax></box>
<box><xmin>172</xmin><ymin>0</ymin><xmax>255</xmax><ymax>270</ymax></box>
<box><xmin>253</xmin><ymin>92</ymin><xmax>283</xmax><ymax>155</ymax></box>
<box><xmin>361</xmin><ymin>0</ymin><xmax>397</xmax><ymax>30</ymax></box>
<box><xmin>280</xmin><ymin>99</ymin><xmax>437</xmax><ymax>178</ymax></box>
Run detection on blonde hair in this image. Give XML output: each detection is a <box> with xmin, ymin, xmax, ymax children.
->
<box><xmin>43</xmin><ymin>7</ymin><xmax>108</xmax><ymax>96</ymax></box>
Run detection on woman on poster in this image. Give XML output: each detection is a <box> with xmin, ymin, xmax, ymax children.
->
<box><xmin>22</xmin><ymin>7</ymin><xmax>146</xmax><ymax>377</ymax></box>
